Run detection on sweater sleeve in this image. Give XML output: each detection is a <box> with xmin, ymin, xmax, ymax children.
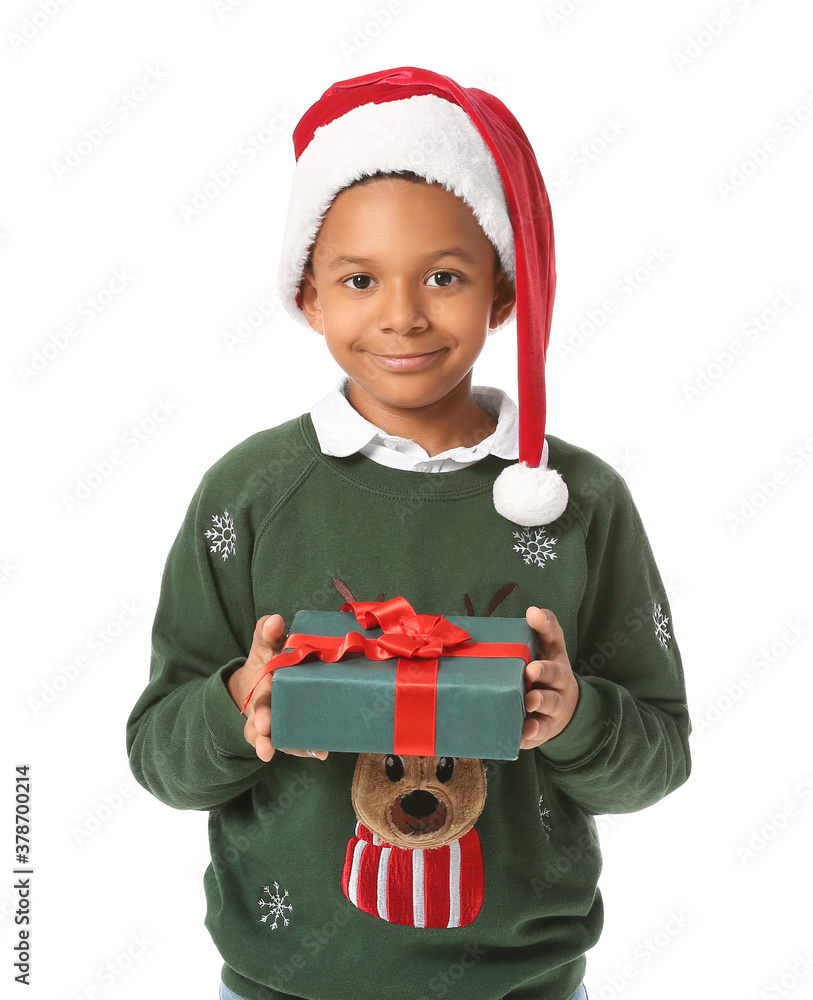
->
<box><xmin>537</xmin><ymin>469</ymin><xmax>691</xmax><ymax>815</ymax></box>
<box><xmin>126</xmin><ymin>470</ymin><xmax>269</xmax><ymax>811</ymax></box>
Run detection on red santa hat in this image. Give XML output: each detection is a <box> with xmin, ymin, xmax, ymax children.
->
<box><xmin>277</xmin><ymin>66</ymin><xmax>568</xmax><ymax>527</ymax></box>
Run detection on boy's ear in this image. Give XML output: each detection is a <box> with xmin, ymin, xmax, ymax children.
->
<box><xmin>489</xmin><ymin>269</ymin><xmax>516</xmax><ymax>330</ymax></box>
<box><xmin>299</xmin><ymin>271</ymin><xmax>324</xmax><ymax>335</ymax></box>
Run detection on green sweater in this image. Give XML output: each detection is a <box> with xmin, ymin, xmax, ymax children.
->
<box><xmin>126</xmin><ymin>414</ymin><xmax>690</xmax><ymax>1000</ymax></box>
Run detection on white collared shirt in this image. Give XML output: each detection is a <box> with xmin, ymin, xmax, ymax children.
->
<box><xmin>309</xmin><ymin>379</ymin><xmax>527</xmax><ymax>473</ymax></box>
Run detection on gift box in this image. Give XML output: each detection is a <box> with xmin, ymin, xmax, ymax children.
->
<box><xmin>264</xmin><ymin>597</ymin><xmax>534</xmax><ymax>760</ymax></box>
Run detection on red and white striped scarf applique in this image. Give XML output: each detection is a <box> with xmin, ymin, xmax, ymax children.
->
<box><xmin>341</xmin><ymin>822</ymin><xmax>484</xmax><ymax>928</ymax></box>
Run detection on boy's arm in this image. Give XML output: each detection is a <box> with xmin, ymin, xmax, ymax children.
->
<box><xmin>126</xmin><ymin>479</ymin><xmax>271</xmax><ymax>811</ymax></box>
<box><xmin>531</xmin><ymin>471</ymin><xmax>691</xmax><ymax>815</ymax></box>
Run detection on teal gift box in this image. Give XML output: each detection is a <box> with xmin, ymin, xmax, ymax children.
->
<box><xmin>269</xmin><ymin>605</ymin><xmax>534</xmax><ymax>760</ymax></box>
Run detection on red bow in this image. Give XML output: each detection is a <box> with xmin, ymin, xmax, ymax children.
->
<box><xmin>348</xmin><ymin>596</ymin><xmax>472</xmax><ymax>658</ymax></box>
<box><xmin>242</xmin><ymin>597</ymin><xmax>529</xmax><ymax>756</ymax></box>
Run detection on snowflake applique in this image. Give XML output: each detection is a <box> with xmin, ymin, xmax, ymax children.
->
<box><xmin>205</xmin><ymin>509</ymin><xmax>236</xmax><ymax>561</ymax></box>
<box><xmin>538</xmin><ymin>795</ymin><xmax>553</xmax><ymax>838</ymax></box>
<box><xmin>258</xmin><ymin>881</ymin><xmax>292</xmax><ymax>929</ymax></box>
<box><xmin>512</xmin><ymin>528</ymin><xmax>558</xmax><ymax>568</ymax></box>
<box><xmin>652</xmin><ymin>603</ymin><xmax>671</xmax><ymax>650</ymax></box>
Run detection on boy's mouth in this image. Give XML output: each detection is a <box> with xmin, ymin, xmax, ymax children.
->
<box><xmin>370</xmin><ymin>350</ymin><xmax>444</xmax><ymax>371</ymax></box>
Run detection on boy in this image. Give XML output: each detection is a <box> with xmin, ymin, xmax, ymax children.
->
<box><xmin>127</xmin><ymin>67</ymin><xmax>691</xmax><ymax>1000</ymax></box>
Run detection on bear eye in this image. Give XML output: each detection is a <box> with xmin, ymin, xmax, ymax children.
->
<box><xmin>436</xmin><ymin>757</ymin><xmax>456</xmax><ymax>783</ymax></box>
<box><xmin>384</xmin><ymin>755</ymin><xmax>405</xmax><ymax>782</ymax></box>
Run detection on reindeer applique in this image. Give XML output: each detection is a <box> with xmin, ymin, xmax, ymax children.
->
<box><xmin>331</xmin><ymin>579</ymin><xmax>518</xmax><ymax>929</ymax></box>
<box><xmin>343</xmin><ymin>753</ymin><xmax>486</xmax><ymax>928</ymax></box>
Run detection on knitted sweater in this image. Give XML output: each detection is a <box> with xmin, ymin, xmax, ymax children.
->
<box><xmin>126</xmin><ymin>414</ymin><xmax>691</xmax><ymax>1000</ymax></box>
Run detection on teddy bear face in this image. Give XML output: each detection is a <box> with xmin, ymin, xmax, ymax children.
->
<box><xmin>351</xmin><ymin>754</ymin><xmax>487</xmax><ymax>850</ymax></box>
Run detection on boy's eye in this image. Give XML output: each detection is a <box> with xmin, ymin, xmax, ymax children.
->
<box><xmin>343</xmin><ymin>274</ymin><xmax>377</xmax><ymax>290</ymax></box>
<box><xmin>426</xmin><ymin>271</ymin><xmax>459</xmax><ymax>288</ymax></box>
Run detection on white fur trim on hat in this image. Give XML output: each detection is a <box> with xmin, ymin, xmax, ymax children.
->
<box><xmin>277</xmin><ymin>94</ymin><xmax>515</xmax><ymax>329</ymax></box>
<box><xmin>493</xmin><ymin>462</ymin><xmax>569</xmax><ymax>527</ymax></box>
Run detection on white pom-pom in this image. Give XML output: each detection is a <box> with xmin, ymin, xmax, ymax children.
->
<box><xmin>493</xmin><ymin>462</ymin><xmax>569</xmax><ymax>527</ymax></box>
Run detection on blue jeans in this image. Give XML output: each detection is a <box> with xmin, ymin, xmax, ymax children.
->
<box><xmin>220</xmin><ymin>983</ymin><xmax>587</xmax><ymax>1000</ymax></box>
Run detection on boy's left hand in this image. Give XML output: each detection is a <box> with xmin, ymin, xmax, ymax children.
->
<box><xmin>521</xmin><ymin>606</ymin><xmax>580</xmax><ymax>749</ymax></box>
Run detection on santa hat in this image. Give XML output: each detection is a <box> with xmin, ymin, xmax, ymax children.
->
<box><xmin>277</xmin><ymin>66</ymin><xmax>568</xmax><ymax>527</ymax></box>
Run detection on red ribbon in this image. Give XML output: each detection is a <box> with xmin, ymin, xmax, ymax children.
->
<box><xmin>242</xmin><ymin>596</ymin><xmax>530</xmax><ymax>756</ymax></box>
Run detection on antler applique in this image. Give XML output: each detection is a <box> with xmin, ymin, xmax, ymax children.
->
<box><xmin>463</xmin><ymin>582</ymin><xmax>518</xmax><ymax>617</ymax></box>
<box><xmin>332</xmin><ymin>578</ymin><xmax>385</xmax><ymax>604</ymax></box>
<box><xmin>333</xmin><ymin>578</ymin><xmax>518</xmax><ymax>618</ymax></box>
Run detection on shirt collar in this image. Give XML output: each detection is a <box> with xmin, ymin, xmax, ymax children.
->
<box><xmin>309</xmin><ymin>379</ymin><xmax>521</xmax><ymax>464</ymax></box>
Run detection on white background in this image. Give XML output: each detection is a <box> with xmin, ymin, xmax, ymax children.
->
<box><xmin>2</xmin><ymin>0</ymin><xmax>812</xmax><ymax>998</ymax></box>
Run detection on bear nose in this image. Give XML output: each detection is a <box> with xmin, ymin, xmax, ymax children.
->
<box><xmin>399</xmin><ymin>790</ymin><xmax>438</xmax><ymax>819</ymax></box>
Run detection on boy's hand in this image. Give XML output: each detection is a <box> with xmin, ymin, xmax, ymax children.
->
<box><xmin>226</xmin><ymin>614</ymin><xmax>328</xmax><ymax>763</ymax></box>
<box><xmin>521</xmin><ymin>607</ymin><xmax>580</xmax><ymax>750</ymax></box>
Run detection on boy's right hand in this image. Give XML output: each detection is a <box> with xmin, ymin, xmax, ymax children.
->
<box><xmin>226</xmin><ymin>614</ymin><xmax>328</xmax><ymax>764</ymax></box>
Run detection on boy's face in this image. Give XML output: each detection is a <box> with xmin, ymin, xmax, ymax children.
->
<box><xmin>300</xmin><ymin>178</ymin><xmax>515</xmax><ymax>427</ymax></box>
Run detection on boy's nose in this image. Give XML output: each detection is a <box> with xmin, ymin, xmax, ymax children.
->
<box><xmin>376</xmin><ymin>282</ymin><xmax>430</xmax><ymax>336</ymax></box>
